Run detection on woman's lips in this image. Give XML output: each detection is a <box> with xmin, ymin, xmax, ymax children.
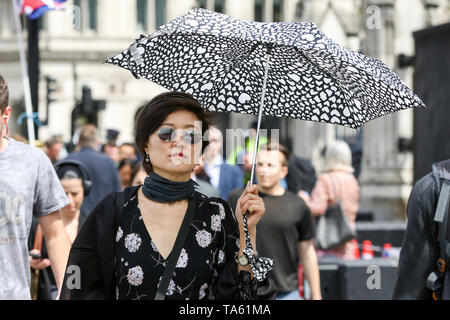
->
<box><xmin>170</xmin><ymin>152</ymin><xmax>184</xmax><ymax>158</ymax></box>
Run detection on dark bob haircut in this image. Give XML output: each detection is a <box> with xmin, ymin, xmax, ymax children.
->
<box><xmin>135</xmin><ymin>91</ymin><xmax>212</xmax><ymax>174</ymax></box>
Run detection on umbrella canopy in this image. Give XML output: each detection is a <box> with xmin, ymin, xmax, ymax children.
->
<box><xmin>106</xmin><ymin>8</ymin><xmax>425</xmax><ymax>129</ymax></box>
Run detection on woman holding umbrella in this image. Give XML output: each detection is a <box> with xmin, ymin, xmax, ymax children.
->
<box><xmin>60</xmin><ymin>92</ymin><xmax>275</xmax><ymax>300</ymax></box>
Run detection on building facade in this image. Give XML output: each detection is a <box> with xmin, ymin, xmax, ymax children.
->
<box><xmin>0</xmin><ymin>0</ymin><xmax>449</xmax><ymax>219</ymax></box>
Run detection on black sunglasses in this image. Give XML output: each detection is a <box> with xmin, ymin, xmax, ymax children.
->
<box><xmin>157</xmin><ymin>127</ymin><xmax>203</xmax><ymax>144</ymax></box>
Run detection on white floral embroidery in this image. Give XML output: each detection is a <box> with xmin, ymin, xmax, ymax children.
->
<box><xmin>211</xmin><ymin>201</ymin><xmax>226</xmax><ymax>220</ymax></box>
<box><xmin>211</xmin><ymin>214</ymin><xmax>221</xmax><ymax>232</ymax></box>
<box><xmin>167</xmin><ymin>279</ymin><xmax>176</xmax><ymax>296</ymax></box>
<box><xmin>124</xmin><ymin>233</ymin><xmax>142</xmax><ymax>253</ymax></box>
<box><xmin>199</xmin><ymin>283</ymin><xmax>208</xmax><ymax>299</ymax></box>
<box><xmin>176</xmin><ymin>248</ymin><xmax>189</xmax><ymax>268</ymax></box>
<box><xmin>115</xmin><ymin>227</ymin><xmax>123</xmax><ymax>242</ymax></box>
<box><xmin>157</xmin><ymin>277</ymin><xmax>177</xmax><ymax>296</ymax></box>
<box><xmin>218</xmin><ymin>250</ymin><xmax>225</xmax><ymax>264</ymax></box>
<box><xmin>150</xmin><ymin>239</ymin><xmax>158</xmax><ymax>252</ymax></box>
<box><xmin>127</xmin><ymin>266</ymin><xmax>144</xmax><ymax>286</ymax></box>
<box><xmin>195</xmin><ymin>230</ymin><xmax>212</xmax><ymax>248</ymax></box>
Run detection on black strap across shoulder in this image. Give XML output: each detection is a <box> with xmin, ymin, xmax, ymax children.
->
<box><xmin>432</xmin><ymin>163</ymin><xmax>450</xmax><ymax>263</ymax></box>
<box><xmin>427</xmin><ymin>162</ymin><xmax>450</xmax><ymax>299</ymax></box>
<box><xmin>154</xmin><ymin>196</ymin><xmax>196</xmax><ymax>300</ymax></box>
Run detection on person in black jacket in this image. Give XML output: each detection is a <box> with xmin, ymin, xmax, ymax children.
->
<box><xmin>393</xmin><ymin>159</ymin><xmax>450</xmax><ymax>299</ymax></box>
<box><xmin>60</xmin><ymin>92</ymin><xmax>275</xmax><ymax>300</ymax></box>
<box><xmin>285</xmin><ymin>155</ymin><xmax>317</xmax><ymax>195</ymax></box>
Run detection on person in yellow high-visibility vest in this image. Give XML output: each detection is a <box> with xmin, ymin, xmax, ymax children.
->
<box><xmin>226</xmin><ymin>121</ymin><xmax>268</xmax><ymax>185</ymax></box>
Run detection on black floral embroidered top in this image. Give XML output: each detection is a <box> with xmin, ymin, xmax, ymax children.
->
<box><xmin>114</xmin><ymin>190</ymin><xmax>240</xmax><ymax>300</ymax></box>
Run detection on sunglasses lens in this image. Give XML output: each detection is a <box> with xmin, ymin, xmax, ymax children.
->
<box><xmin>158</xmin><ymin>127</ymin><xmax>174</xmax><ymax>142</ymax></box>
<box><xmin>184</xmin><ymin>131</ymin><xmax>202</xmax><ymax>144</ymax></box>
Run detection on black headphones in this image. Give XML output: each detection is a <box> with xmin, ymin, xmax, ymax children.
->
<box><xmin>54</xmin><ymin>159</ymin><xmax>92</xmax><ymax>197</ymax></box>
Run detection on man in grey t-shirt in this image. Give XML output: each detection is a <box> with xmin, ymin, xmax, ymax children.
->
<box><xmin>0</xmin><ymin>74</ymin><xmax>71</xmax><ymax>299</ymax></box>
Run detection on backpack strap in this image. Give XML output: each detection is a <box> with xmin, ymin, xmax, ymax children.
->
<box><xmin>434</xmin><ymin>179</ymin><xmax>450</xmax><ymax>266</ymax></box>
<box><xmin>432</xmin><ymin>163</ymin><xmax>450</xmax><ymax>265</ymax></box>
<box><xmin>427</xmin><ymin>163</ymin><xmax>450</xmax><ymax>299</ymax></box>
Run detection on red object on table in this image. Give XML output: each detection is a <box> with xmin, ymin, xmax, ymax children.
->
<box><xmin>298</xmin><ymin>264</ymin><xmax>304</xmax><ymax>299</ymax></box>
<box><xmin>362</xmin><ymin>240</ymin><xmax>374</xmax><ymax>259</ymax></box>
<box><xmin>353</xmin><ymin>239</ymin><xmax>360</xmax><ymax>259</ymax></box>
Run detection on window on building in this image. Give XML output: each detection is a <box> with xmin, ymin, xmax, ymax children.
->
<box><xmin>254</xmin><ymin>0</ymin><xmax>264</xmax><ymax>22</ymax></box>
<box><xmin>214</xmin><ymin>0</ymin><xmax>225</xmax><ymax>13</ymax></box>
<box><xmin>254</xmin><ymin>0</ymin><xmax>284</xmax><ymax>22</ymax></box>
<box><xmin>88</xmin><ymin>0</ymin><xmax>97</xmax><ymax>30</ymax></box>
<box><xmin>195</xmin><ymin>0</ymin><xmax>225</xmax><ymax>13</ymax></box>
<box><xmin>73</xmin><ymin>0</ymin><xmax>97</xmax><ymax>32</ymax></box>
<box><xmin>273</xmin><ymin>0</ymin><xmax>283</xmax><ymax>22</ymax></box>
<box><xmin>137</xmin><ymin>0</ymin><xmax>147</xmax><ymax>32</ymax></box>
<box><xmin>155</xmin><ymin>0</ymin><xmax>166</xmax><ymax>29</ymax></box>
<box><xmin>196</xmin><ymin>0</ymin><xmax>207</xmax><ymax>8</ymax></box>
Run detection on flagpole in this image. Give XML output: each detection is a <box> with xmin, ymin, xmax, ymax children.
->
<box><xmin>11</xmin><ymin>0</ymin><xmax>36</xmax><ymax>146</ymax></box>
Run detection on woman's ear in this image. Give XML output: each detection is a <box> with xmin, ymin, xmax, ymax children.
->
<box><xmin>281</xmin><ymin>165</ymin><xmax>289</xmax><ymax>179</ymax></box>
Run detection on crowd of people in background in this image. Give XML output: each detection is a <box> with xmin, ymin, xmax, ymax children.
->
<box><xmin>5</xmin><ymin>69</ymin><xmax>449</xmax><ymax>301</ymax></box>
<box><xmin>1</xmin><ymin>72</ymin><xmax>367</xmax><ymax>300</ymax></box>
<box><xmin>19</xmin><ymin>120</ymin><xmax>362</xmax><ymax>300</ymax></box>
<box><xmin>25</xmin><ymin>119</ymin><xmax>361</xmax><ymax>300</ymax></box>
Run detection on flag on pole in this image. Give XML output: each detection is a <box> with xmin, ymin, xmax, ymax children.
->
<box><xmin>19</xmin><ymin>0</ymin><xmax>67</xmax><ymax>20</ymax></box>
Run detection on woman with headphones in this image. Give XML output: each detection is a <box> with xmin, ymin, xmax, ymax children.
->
<box><xmin>28</xmin><ymin>160</ymin><xmax>92</xmax><ymax>300</ymax></box>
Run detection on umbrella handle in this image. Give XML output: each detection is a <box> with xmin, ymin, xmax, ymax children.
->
<box><xmin>241</xmin><ymin>52</ymin><xmax>274</xmax><ymax>282</ymax></box>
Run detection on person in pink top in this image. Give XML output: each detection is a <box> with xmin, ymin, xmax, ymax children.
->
<box><xmin>299</xmin><ymin>140</ymin><xmax>360</xmax><ymax>259</ymax></box>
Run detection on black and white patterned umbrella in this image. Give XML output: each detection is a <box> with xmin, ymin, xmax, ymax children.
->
<box><xmin>106</xmin><ymin>8</ymin><xmax>424</xmax><ymax>128</ymax></box>
<box><xmin>106</xmin><ymin>8</ymin><xmax>426</xmax><ymax>282</ymax></box>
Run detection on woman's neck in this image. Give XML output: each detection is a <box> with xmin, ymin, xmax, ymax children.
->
<box><xmin>152</xmin><ymin>168</ymin><xmax>191</xmax><ymax>182</ymax></box>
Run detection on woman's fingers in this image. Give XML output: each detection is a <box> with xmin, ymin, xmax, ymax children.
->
<box><xmin>240</xmin><ymin>199</ymin><xmax>264</xmax><ymax>215</ymax></box>
<box><xmin>243</xmin><ymin>183</ymin><xmax>258</xmax><ymax>196</ymax></box>
<box><xmin>29</xmin><ymin>258</ymin><xmax>51</xmax><ymax>270</ymax></box>
<box><xmin>239</xmin><ymin>193</ymin><xmax>260</xmax><ymax>206</ymax></box>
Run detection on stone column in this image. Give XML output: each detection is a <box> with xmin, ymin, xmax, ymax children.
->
<box><xmin>97</xmin><ymin>0</ymin><xmax>136</xmax><ymax>37</ymax></box>
<box><xmin>264</xmin><ymin>0</ymin><xmax>274</xmax><ymax>21</ymax></box>
<box><xmin>206</xmin><ymin>0</ymin><xmax>215</xmax><ymax>11</ymax></box>
<box><xmin>0</xmin><ymin>0</ymin><xmax>14</xmax><ymax>38</ymax></box>
<box><xmin>166</xmin><ymin>0</ymin><xmax>197</xmax><ymax>22</ymax></box>
<box><xmin>283</xmin><ymin>0</ymin><xmax>299</xmax><ymax>22</ymax></box>
<box><xmin>225</xmin><ymin>0</ymin><xmax>255</xmax><ymax>20</ymax></box>
<box><xmin>358</xmin><ymin>0</ymin><xmax>415</xmax><ymax>220</ymax></box>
